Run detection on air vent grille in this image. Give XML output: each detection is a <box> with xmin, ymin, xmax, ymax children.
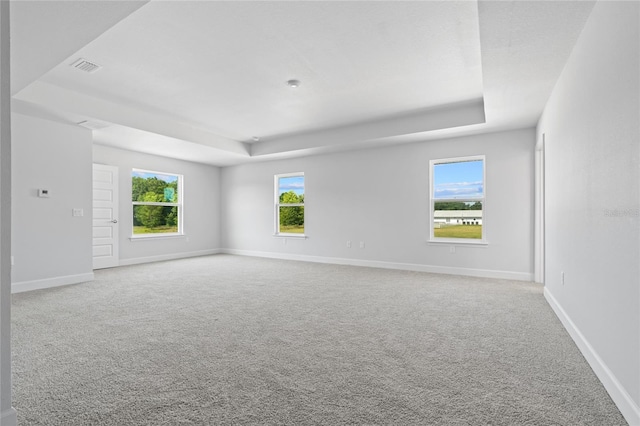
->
<box><xmin>70</xmin><ymin>58</ymin><xmax>102</xmax><ymax>73</ymax></box>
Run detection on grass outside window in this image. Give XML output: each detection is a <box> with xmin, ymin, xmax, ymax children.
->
<box><xmin>434</xmin><ymin>224</ymin><xmax>482</xmax><ymax>239</ymax></box>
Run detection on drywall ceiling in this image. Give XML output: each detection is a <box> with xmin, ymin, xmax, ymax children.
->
<box><xmin>10</xmin><ymin>0</ymin><xmax>595</xmax><ymax>166</ymax></box>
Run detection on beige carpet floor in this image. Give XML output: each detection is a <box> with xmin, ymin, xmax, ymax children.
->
<box><xmin>12</xmin><ymin>254</ymin><xmax>626</xmax><ymax>425</ymax></box>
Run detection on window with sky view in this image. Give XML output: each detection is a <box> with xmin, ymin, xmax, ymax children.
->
<box><xmin>132</xmin><ymin>169</ymin><xmax>182</xmax><ymax>236</ymax></box>
<box><xmin>275</xmin><ymin>173</ymin><xmax>305</xmax><ymax>235</ymax></box>
<box><xmin>431</xmin><ymin>157</ymin><xmax>484</xmax><ymax>240</ymax></box>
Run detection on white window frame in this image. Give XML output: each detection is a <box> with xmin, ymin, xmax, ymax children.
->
<box><xmin>429</xmin><ymin>155</ymin><xmax>487</xmax><ymax>245</ymax></box>
<box><xmin>274</xmin><ymin>172</ymin><xmax>306</xmax><ymax>238</ymax></box>
<box><xmin>131</xmin><ymin>168</ymin><xmax>184</xmax><ymax>239</ymax></box>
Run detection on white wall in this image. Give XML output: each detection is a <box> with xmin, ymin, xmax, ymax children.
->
<box><xmin>537</xmin><ymin>1</ymin><xmax>639</xmax><ymax>423</ymax></box>
<box><xmin>11</xmin><ymin>113</ymin><xmax>94</xmax><ymax>291</ymax></box>
<box><xmin>2</xmin><ymin>3</ymin><xmax>17</xmax><ymax>422</ymax></box>
<box><xmin>222</xmin><ymin>128</ymin><xmax>534</xmax><ymax>280</ymax></box>
<box><xmin>93</xmin><ymin>144</ymin><xmax>221</xmax><ymax>265</ymax></box>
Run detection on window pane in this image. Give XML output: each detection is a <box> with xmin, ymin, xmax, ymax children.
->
<box><xmin>279</xmin><ymin>206</ymin><xmax>304</xmax><ymax>234</ymax></box>
<box><xmin>133</xmin><ymin>205</ymin><xmax>179</xmax><ymax>234</ymax></box>
<box><xmin>433</xmin><ymin>201</ymin><xmax>482</xmax><ymax>239</ymax></box>
<box><xmin>132</xmin><ymin>171</ymin><xmax>179</xmax><ymax>202</ymax></box>
<box><xmin>433</xmin><ymin>160</ymin><xmax>483</xmax><ymax>200</ymax></box>
<box><xmin>278</xmin><ymin>176</ymin><xmax>304</xmax><ymax>204</ymax></box>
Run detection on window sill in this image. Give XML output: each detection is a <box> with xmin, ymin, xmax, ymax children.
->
<box><xmin>129</xmin><ymin>234</ymin><xmax>185</xmax><ymax>241</ymax></box>
<box><xmin>427</xmin><ymin>239</ymin><xmax>488</xmax><ymax>246</ymax></box>
<box><xmin>273</xmin><ymin>234</ymin><xmax>307</xmax><ymax>239</ymax></box>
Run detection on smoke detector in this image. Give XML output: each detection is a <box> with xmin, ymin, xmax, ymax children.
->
<box><xmin>69</xmin><ymin>58</ymin><xmax>102</xmax><ymax>74</ymax></box>
<box><xmin>286</xmin><ymin>79</ymin><xmax>301</xmax><ymax>88</ymax></box>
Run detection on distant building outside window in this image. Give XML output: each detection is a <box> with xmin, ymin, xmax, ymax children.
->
<box><xmin>430</xmin><ymin>156</ymin><xmax>485</xmax><ymax>242</ymax></box>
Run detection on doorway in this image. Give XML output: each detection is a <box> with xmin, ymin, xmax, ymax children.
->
<box><xmin>92</xmin><ymin>164</ymin><xmax>119</xmax><ymax>269</ymax></box>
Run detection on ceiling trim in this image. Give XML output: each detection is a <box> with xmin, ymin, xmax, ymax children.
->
<box><xmin>15</xmin><ymin>81</ymin><xmax>249</xmax><ymax>157</ymax></box>
<box><xmin>251</xmin><ymin>99</ymin><xmax>486</xmax><ymax>157</ymax></box>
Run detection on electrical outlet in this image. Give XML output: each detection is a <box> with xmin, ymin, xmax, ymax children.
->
<box><xmin>561</xmin><ymin>271</ymin><xmax>565</xmax><ymax>286</ymax></box>
<box><xmin>359</xmin><ymin>241</ymin><xmax>365</xmax><ymax>249</ymax></box>
<box><xmin>347</xmin><ymin>240</ymin><xmax>351</xmax><ymax>248</ymax></box>
<box><xmin>72</xmin><ymin>208</ymin><xmax>84</xmax><ymax>217</ymax></box>
<box><xmin>449</xmin><ymin>246</ymin><xmax>456</xmax><ymax>254</ymax></box>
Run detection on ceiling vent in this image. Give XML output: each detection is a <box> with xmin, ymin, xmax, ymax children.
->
<box><xmin>69</xmin><ymin>58</ymin><xmax>102</xmax><ymax>74</ymax></box>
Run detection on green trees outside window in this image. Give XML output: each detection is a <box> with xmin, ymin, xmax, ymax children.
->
<box><xmin>132</xmin><ymin>170</ymin><xmax>181</xmax><ymax>235</ymax></box>
<box><xmin>433</xmin><ymin>201</ymin><xmax>482</xmax><ymax>211</ymax></box>
<box><xmin>276</xmin><ymin>173</ymin><xmax>304</xmax><ymax>234</ymax></box>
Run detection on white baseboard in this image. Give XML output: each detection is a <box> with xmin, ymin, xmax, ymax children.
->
<box><xmin>0</xmin><ymin>407</ymin><xmax>16</xmax><ymax>426</ymax></box>
<box><xmin>118</xmin><ymin>249</ymin><xmax>222</xmax><ymax>267</ymax></box>
<box><xmin>12</xmin><ymin>273</ymin><xmax>95</xmax><ymax>294</ymax></box>
<box><xmin>12</xmin><ymin>250</ymin><xmax>222</xmax><ymax>293</ymax></box>
<box><xmin>221</xmin><ymin>249</ymin><xmax>533</xmax><ymax>281</ymax></box>
<box><xmin>544</xmin><ymin>288</ymin><xmax>640</xmax><ymax>426</ymax></box>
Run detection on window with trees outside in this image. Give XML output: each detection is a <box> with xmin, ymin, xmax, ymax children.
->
<box><xmin>275</xmin><ymin>172</ymin><xmax>304</xmax><ymax>235</ymax></box>
<box><xmin>132</xmin><ymin>169</ymin><xmax>182</xmax><ymax>236</ymax></box>
<box><xmin>430</xmin><ymin>156</ymin><xmax>485</xmax><ymax>241</ymax></box>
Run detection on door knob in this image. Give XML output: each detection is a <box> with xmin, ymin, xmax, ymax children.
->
<box><xmin>111</xmin><ymin>219</ymin><xmax>118</xmax><ymax>223</ymax></box>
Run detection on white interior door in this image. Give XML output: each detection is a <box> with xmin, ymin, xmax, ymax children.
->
<box><xmin>93</xmin><ymin>164</ymin><xmax>119</xmax><ymax>269</ymax></box>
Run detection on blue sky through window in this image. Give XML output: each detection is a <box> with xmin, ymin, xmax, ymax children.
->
<box><xmin>132</xmin><ymin>170</ymin><xmax>178</xmax><ymax>183</ymax></box>
<box><xmin>278</xmin><ymin>176</ymin><xmax>304</xmax><ymax>196</ymax></box>
<box><xmin>434</xmin><ymin>160</ymin><xmax>483</xmax><ymax>200</ymax></box>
